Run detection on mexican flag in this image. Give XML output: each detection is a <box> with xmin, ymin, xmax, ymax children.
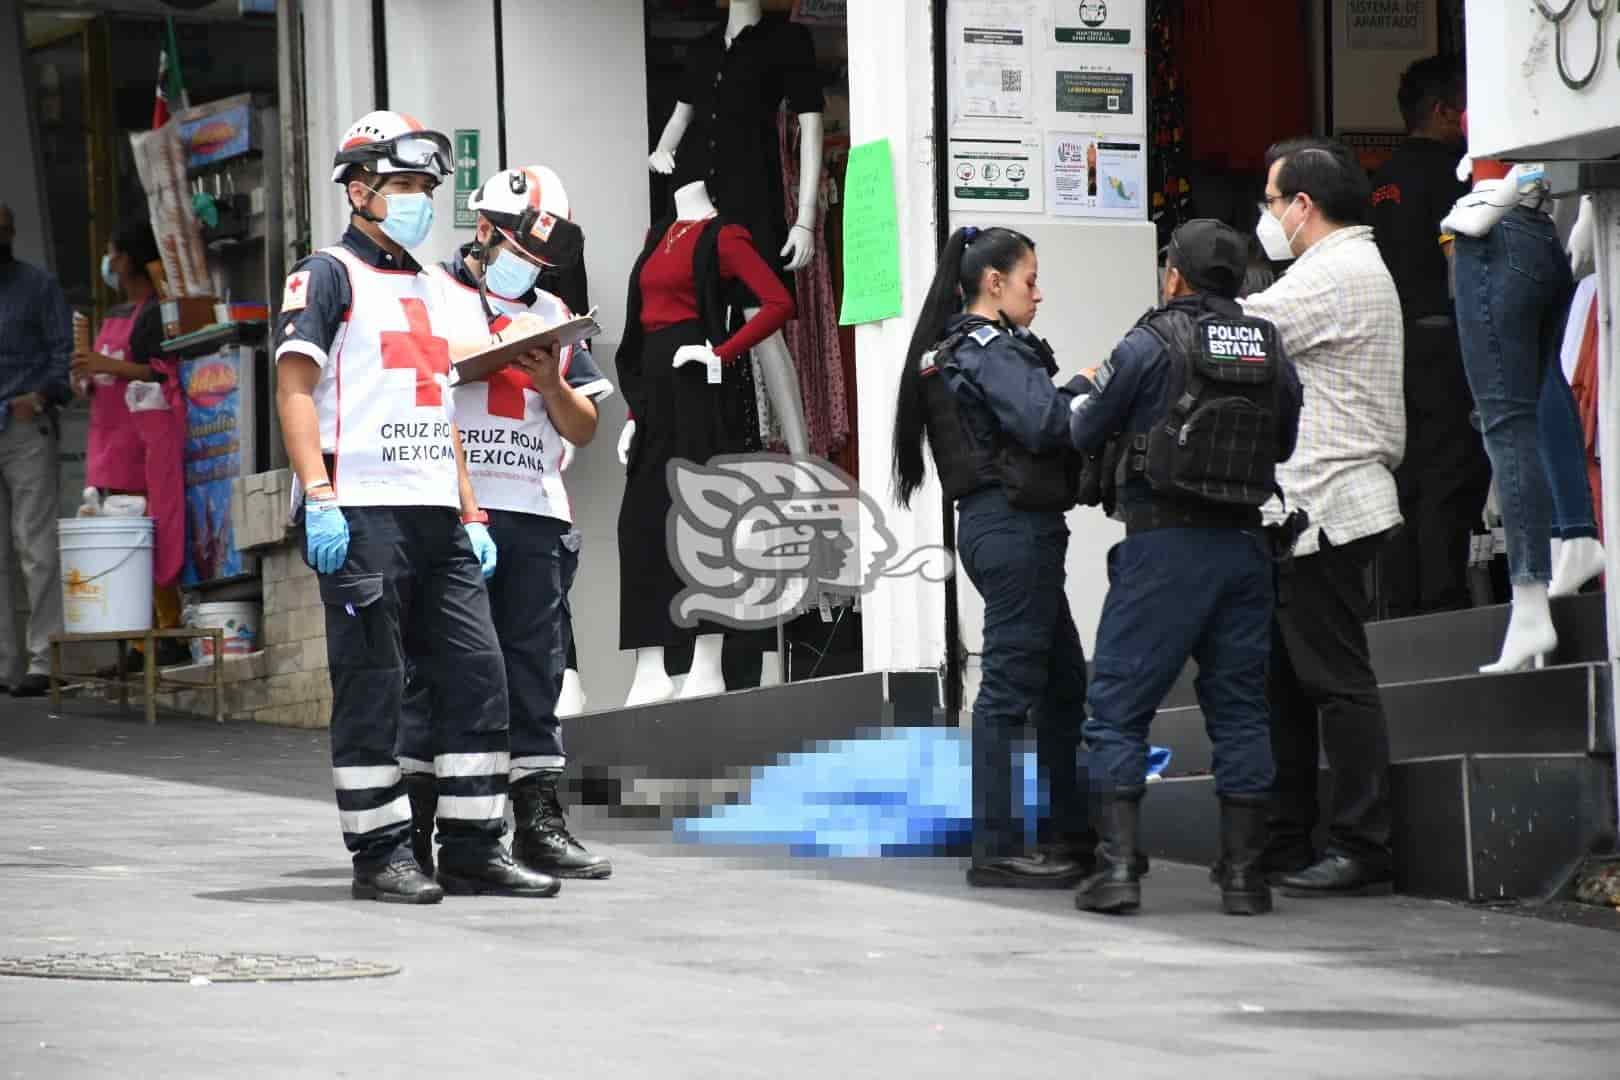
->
<box><xmin>151</xmin><ymin>18</ymin><xmax>188</xmax><ymax>129</ymax></box>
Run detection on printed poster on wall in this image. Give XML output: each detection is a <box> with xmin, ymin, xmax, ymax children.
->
<box><xmin>1051</xmin><ymin>0</ymin><xmax>1141</xmax><ymax>45</ymax></box>
<box><xmin>1056</xmin><ymin>67</ymin><xmax>1135</xmax><ymax>120</ymax></box>
<box><xmin>1346</xmin><ymin>0</ymin><xmax>1427</xmax><ymax>50</ymax></box>
<box><xmin>1047</xmin><ymin>132</ymin><xmax>1147</xmax><ymax>219</ymax></box>
<box><xmin>949</xmin><ymin>2</ymin><xmax>1034</xmax><ymax>125</ymax></box>
<box><xmin>949</xmin><ymin>136</ymin><xmax>1044</xmax><ymax>212</ymax></box>
<box><xmin>180</xmin><ymin>346</ymin><xmax>247</xmax><ymax>585</ymax></box>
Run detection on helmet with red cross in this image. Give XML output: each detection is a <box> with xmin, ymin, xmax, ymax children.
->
<box><xmin>330</xmin><ymin>110</ymin><xmax>453</xmax><ymax>184</ymax></box>
<box><xmin>466</xmin><ymin>164</ymin><xmax>584</xmax><ymax>269</ymax></box>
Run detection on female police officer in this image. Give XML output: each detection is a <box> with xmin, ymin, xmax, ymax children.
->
<box><xmin>892</xmin><ymin>226</ymin><xmax>1092</xmax><ymax>888</ymax></box>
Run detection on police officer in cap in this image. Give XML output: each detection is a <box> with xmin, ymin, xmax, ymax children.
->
<box><xmin>893</xmin><ymin>225</ymin><xmax>1094</xmax><ymax>888</ymax></box>
<box><xmin>1068</xmin><ymin>219</ymin><xmax>1302</xmax><ymax>917</ymax></box>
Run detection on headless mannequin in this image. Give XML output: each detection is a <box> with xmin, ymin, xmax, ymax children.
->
<box><xmin>1443</xmin><ymin>165</ymin><xmax>1606</xmax><ymax>672</ymax></box>
<box><xmin>619</xmin><ymin>179</ymin><xmax>783</xmax><ymax>705</ymax></box>
<box><xmin>647</xmin><ymin>0</ymin><xmax>822</xmax><ymax>456</ymax></box>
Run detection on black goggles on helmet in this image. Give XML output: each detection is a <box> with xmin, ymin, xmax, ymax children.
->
<box><xmin>333</xmin><ymin>131</ymin><xmax>453</xmax><ymax>179</ymax></box>
<box><xmin>486</xmin><ymin>206</ymin><xmax>585</xmax><ymax>269</ymax></box>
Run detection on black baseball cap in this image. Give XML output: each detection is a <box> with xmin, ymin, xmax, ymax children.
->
<box><xmin>1167</xmin><ymin>218</ymin><xmax>1248</xmax><ymax>299</ymax></box>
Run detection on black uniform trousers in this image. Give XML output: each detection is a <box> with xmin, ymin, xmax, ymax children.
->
<box><xmin>956</xmin><ymin>489</ymin><xmax>1089</xmax><ymax>860</ymax></box>
<box><xmin>1379</xmin><ymin>319</ymin><xmax>1492</xmax><ymax>616</ymax></box>
<box><xmin>1268</xmin><ymin>532</ymin><xmax>1393</xmax><ymax>870</ymax></box>
<box><xmin>399</xmin><ymin>510</ymin><xmax>577</xmax><ymax>782</ymax></box>
<box><xmin>319</xmin><ymin>506</ymin><xmax>509</xmax><ymax>869</ymax></box>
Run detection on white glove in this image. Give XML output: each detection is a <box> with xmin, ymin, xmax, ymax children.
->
<box><xmin>1440</xmin><ymin>168</ymin><xmax>1526</xmax><ymax>239</ymax></box>
<box><xmin>672</xmin><ymin>342</ymin><xmax>723</xmax><ymax>384</ymax></box>
<box><xmin>1569</xmin><ymin>194</ymin><xmax>1596</xmax><ymax>277</ymax></box>
<box><xmin>617</xmin><ymin>420</ymin><xmax>635</xmax><ymax>466</ymax></box>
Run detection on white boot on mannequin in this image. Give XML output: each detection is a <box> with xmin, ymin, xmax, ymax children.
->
<box><xmin>626</xmin><ymin>647</ymin><xmax>675</xmax><ymax>706</ymax></box>
<box><xmin>759</xmin><ymin>650</ymin><xmax>783</xmax><ymax>688</ymax></box>
<box><xmin>679</xmin><ymin>633</ymin><xmax>727</xmax><ymax>699</ymax></box>
<box><xmin>557</xmin><ymin>668</ymin><xmax>588</xmax><ymax>717</ymax></box>
<box><xmin>1550</xmin><ymin>537</ymin><xmax>1605</xmax><ymax>597</ymax></box>
<box><xmin>1481</xmin><ymin>583</ymin><xmax>1558</xmax><ymax>673</ymax></box>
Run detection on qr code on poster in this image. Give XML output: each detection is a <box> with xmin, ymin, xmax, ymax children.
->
<box><xmin>1001</xmin><ymin>69</ymin><xmax>1022</xmax><ymax>92</ymax></box>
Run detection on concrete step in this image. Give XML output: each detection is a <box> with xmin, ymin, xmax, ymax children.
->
<box><xmin>1136</xmin><ymin>753</ymin><xmax>1617</xmax><ymax>902</ymax></box>
<box><xmin>1152</xmin><ymin>661</ymin><xmax>1612</xmax><ymax>779</ymax></box>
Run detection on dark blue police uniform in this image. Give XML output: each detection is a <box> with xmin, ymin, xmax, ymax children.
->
<box><xmin>1070</xmin><ymin>295</ymin><xmax>1302</xmax><ymax>798</ymax></box>
<box><xmin>937</xmin><ymin>314</ymin><xmax>1092</xmax><ymax>865</ymax></box>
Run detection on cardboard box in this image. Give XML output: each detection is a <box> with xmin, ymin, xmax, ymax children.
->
<box><xmin>162</xmin><ymin>296</ymin><xmax>218</xmax><ymax>339</ymax></box>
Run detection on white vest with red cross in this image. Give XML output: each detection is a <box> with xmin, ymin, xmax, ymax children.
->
<box><xmin>429</xmin><ymin>265</ymin><xmax>579</xmax><ymax>522</ymax></box>
<box><xmin>318</xmin><ymin>245</ymin><xmax>460</xmax><ymax>509</ymax></box>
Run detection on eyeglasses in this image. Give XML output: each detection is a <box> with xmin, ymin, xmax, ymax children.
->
<box><xmin>334</xmin><ymin>131</ymin><xmax>453</xmax><ymax>179</ymax></box>
<box><xmin>1259</xmin><ymin>193</ymin><xmax>1293</xmax><ymax>211</ymax></box>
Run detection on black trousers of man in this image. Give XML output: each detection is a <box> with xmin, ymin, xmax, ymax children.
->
<box><xmin>320</xmin><ymin>506</ymin><xmax>510</xmax><ymax>870</ymax></box>
<box><xmin>1379</xmin><ymin>319</ymin><xmax>1492</xmax><ymax>616</ymax></box>
<box><xmin>1266</xmin><ymin>532</ymin><xmax>1393</xmax><ymax>873</ymax></box>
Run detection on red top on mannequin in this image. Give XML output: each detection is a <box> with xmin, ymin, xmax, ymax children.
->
<box><xmin>639</xmin><ymin>221</ymin><xmax>794</xmax><ymax>363</ymax></box>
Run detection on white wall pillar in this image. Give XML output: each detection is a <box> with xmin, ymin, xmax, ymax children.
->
<box><xmin>301</xmin><ymin>0</ymin><xmax>377</xmax><ymax>251</ymax></box>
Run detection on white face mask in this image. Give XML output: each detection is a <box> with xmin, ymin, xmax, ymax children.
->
<box><xmin>1257</xmin><ymin>198</ymin><xmax>1304</xmax><ymax>262</ymax></box>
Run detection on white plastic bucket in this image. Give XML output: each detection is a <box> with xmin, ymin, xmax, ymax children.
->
<box><xmin>187</xmin><ymin>601</ymin><xmax>261</xmax><ymax>663</ymax></box>
<box><xmin>59</xmin><ymin>517</ymin><xmax>155</xmax><ymax>634</ymax></box>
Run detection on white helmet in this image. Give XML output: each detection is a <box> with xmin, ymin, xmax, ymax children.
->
<box><xmin>330</xmin><ymin>110</ymin><xmax>452</xmax><ymax>184</ymax></box>
<box><xmin>466</xmin><ymin>164</ymin><xmax>583</xmax><ymax>268</ymax></box>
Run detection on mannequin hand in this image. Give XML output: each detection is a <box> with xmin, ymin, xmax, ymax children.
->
<box><xmin>617</xmin><ymin>420</ymin><xmax>635</xmax><ymax>466</ymax></box>
<box><xmin>672</xmin><ymin>343</ymin><xmax>723</xmax><ymax>383</ymax></box>
<box><xmin>304</xmin><ymin>498</ymin><xmax>350</xmax><ymax>574</ymax></box>
<box><xmin>1569</xmin><ymin>194</ymin><xmax>1596</xmax><ymax>277</ymax></box>
<box><xmin>649</xmin><ymin>150</ymin><xmax>677</xmax><ymax>175</ymax></box>
<box><xmin>781</xmin><ymin>223</ymin><xmax>817</xmax><ymax>272</ymax></box>
<box><xmin>464</xmin><ymin>521</ymin><xmax>498</xmax><ymax>579</ymax></box>
<box><xmin>1441</xmin><ymin>173</ymin><xmax>1523</xmax><ymax>239</ymax></box>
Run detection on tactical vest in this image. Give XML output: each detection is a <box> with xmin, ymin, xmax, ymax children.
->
<box><xmin>1118</xmin><ymin>298</ymin><xmax>1283</xmax><ymax>511</ymax></box>
<box><xmin>919</xmin><ymin>318</ymin><xmax>1074</xmax><ymax>511</ymax></box>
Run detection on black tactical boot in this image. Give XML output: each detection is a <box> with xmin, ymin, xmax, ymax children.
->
<box><xmin>352</xmin><ymin>854</ymin><xmax>444</xmax><ymax>904</ymax></box>
<box><xmin>1216</xmin><ymin>794</ymin><xmax>1274</xmax><ymax>916</ymax></box>
<box><xmin>968</xmin><ymin>850</ymin><xmax>1089</xmax><ymax>888</ymax></box>
<box><xmin>1075</xmin><ymin>786</ymin><xmax>1145</xmax><ymax>914</ymax></box>
<box><xmin>437</xmin><ymin>846</ymin><xmax>562</xmax><ymax>898</ymax></box>
<box><xmin>512</xmin><ymin>771</ymin><xmax>613</xmax><ymax>880</ymax></box>
<box><xmin>405</xmin><ymin>774</ymin><xmax>436</xmax><ymax>877</ymax></box>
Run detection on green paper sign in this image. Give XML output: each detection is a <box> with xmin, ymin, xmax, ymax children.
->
<box><xmin>454</xmin><ymin>129</ymin><xmax>480</xmax><ymax>229</ymax></box>
<box><xmin>838</xmin><ymin>138</ymin><xmax>903</xmax><ymax>326</ymax></box>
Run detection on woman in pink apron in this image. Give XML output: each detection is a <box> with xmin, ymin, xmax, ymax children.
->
<box><xmin>72</xmin><ymin>222</ymin><xmax>188</xmax><ymax>664</ymax></box>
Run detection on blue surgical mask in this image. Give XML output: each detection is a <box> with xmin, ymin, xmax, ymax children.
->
<box><xmin>374</xmin><ymin>190</ymin><xmax>434</xmax><ymax>250</ymax></box>
<box><xmin>485</xmin><ymin>246</ymin><xmax>541</xmax><ymax>299</ymax></box>
<box><xmin>101</xmin><ymin>253</ymin><xmax>119</xmax><ymax>290</ymax></box>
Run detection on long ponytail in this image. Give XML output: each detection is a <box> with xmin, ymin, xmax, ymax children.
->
<box><xmin>891</xmin><ymin>226</ymin><xmax>1036</xmax><ymax>508</ymax></box>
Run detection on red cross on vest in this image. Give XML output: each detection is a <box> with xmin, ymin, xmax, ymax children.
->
<box><xmin>380</xmin><ymin>297</ymin><xmax>450</xmax><ymax>407</ymax></box>
<box><xmin>486</xmin><ymin>367</ymin><xmax>532</xmax><ymax>421</ymax></box>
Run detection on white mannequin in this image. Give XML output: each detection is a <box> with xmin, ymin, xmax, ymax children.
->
<box><xmin>619</xmin><ymin>179</ymin><xmax>783</xmax><ymax>705</ymax></box>
<box><xmin>1443</xmin><ymin>166</ymin><xmax>1606</xmax><ymax>672</ymax></box>
<box><xmin>647</xmin><ymin>0</ymin><xmax>822</xmax><ymax>457</ymax></box>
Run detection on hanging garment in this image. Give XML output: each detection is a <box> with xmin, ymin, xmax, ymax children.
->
<box><xmin>1563</xmin><ymin>275</ymin><xmax>1602</xmax><ymax>538</ymax></box>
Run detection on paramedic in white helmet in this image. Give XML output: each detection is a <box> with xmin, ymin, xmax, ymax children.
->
<box><xmin>400</xmin><ymin>165</ymin><xmax>614</xmax><ymax>882</ymax></box>
<box><xmin>273</xmin><ymin>110</ymin><xmax>559</xmax><ymax>903</ymax></box>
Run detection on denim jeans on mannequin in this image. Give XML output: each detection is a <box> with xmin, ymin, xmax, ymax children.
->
<box><xmin>1453</xmin><ymin>207</ymin><xmax>1575</xmax><ymax>584</ymax></box>
<box><xmin>1538</xmin><ymin>357</ymin><xmax>1599</xmax><ymax>540</ymax></box>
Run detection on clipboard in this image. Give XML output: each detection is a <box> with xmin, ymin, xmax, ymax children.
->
<box><xmin>451</xmin><ymin>310</ymin><xmax>603</xmax><ymax>384</ymax></box>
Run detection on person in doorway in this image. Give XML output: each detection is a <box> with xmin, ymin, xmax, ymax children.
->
<box><xmin>72</xmin><ymin>221</ymin><xmax>189</xmax><ymax>669</ymax></box>
<box><xmin>1069</xmin><ymin>220</ymin><xmax>1302</xmax><ymax>917</ymax></box>
<box><xmin>1241</xmin><ymin>139</ymin><xmax>1403</xmax><ymax>898</ymax></box>
<box><xmin>1370</xmin><ymin>55</ymin><xmax>1491</xmax><ymax>618</ymax></box>
<box><xmin>401</xmin><ymin>164</ymin><xmax>614</xmax><ymax>881</ymax></box>
<box><xmin>892</xmin><ymin>225</ymin><xmax>1092</xmax><ymax>889</ymax></box>
<box><xmin>274</xmin><ymin>110</ymin><xmax>557</xmax><ymax>904</ymax></box>
<box><xmin>0</xmin><ymin>202</ymin><xmax>70</xmax><ymax>698</ymax></box>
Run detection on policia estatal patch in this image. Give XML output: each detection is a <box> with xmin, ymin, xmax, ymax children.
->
<box><xmin>1199</xmin><ymin>320</ymin><xmax>1272</xmax><ymax>379</ymax></box>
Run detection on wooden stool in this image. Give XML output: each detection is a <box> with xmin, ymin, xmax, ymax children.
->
<box><xmin>48</xmin><ymin>628</ymin><xmax>228</xmax><ymax>726</ymax></box>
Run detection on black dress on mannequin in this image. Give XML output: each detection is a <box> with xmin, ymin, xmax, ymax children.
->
<box><xmin>675</xmin><ymin>16</ymin><xmax>824</xmax><ymax>293</ymax></box>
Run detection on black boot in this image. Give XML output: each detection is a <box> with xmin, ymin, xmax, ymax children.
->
<box><xmin>968</xmin><ymin>850</ymin><xmax>1090</xmax><ymax>888</ymax></box>
<box><xmin>1217</xmin><ymin>795</ymin><xmax>1273</xmax><ymax>916</ymax></box>
<box><xmin>1075</xmin><ymin>786</ymin><xmax>1144</xmax><ymax>914</ymax></box>
<box><xmin>352</xmin><ymin>854</ymin><xmax>444</xmax><ymax>904</ymax></box>
<box><xmin>512</xmin><ymin>771</ymin><xmax>613</xmax><ymax>880</ymax></box>
<box><xmin>405</xmin><ymin>774</ymin><xmax>436</xmax><ymax>878</ymax></box>
<box><xmin>436</xmin><ymin>846</ymin><xmax>562</xmax><ymax>898</ymax></box>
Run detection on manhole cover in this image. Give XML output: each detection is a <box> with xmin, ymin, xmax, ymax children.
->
<box><xmin>0</xmin><ymin>952</ymin><xmax>400</xmax><ymax>983</ymax></box>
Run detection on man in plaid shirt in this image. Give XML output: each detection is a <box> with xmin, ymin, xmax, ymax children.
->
<box><xmin>1240</xmin><ymin>138</ymin><xmax>1403</xmax><ymax>898</ymax></box>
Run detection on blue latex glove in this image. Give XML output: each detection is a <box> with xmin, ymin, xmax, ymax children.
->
<box><xmin>304</xmin><ymin>499</ymin><xmax>349</xmax><ymax>574</ymax></box>
<box><xmin>465</xmin><ymin>521</ymin><xmax>497</xmax><ymax>579</ymax></box>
